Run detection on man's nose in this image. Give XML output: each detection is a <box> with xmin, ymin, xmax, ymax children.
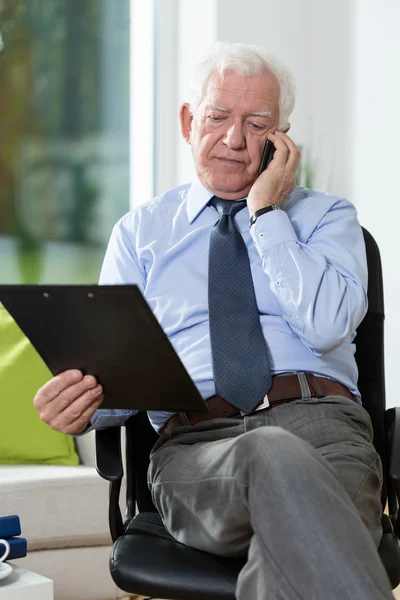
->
<box><xmin>223</xmin><ymin>121</ymin><xmax>245</xmax><ymax>150</ymax></box>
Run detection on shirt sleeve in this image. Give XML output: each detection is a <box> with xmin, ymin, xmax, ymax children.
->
<box><xmin>75</xmin><ymin>408</ymin><xmax>135</xmax><ymax>435</ymax></box>
<box><xmin>249</xmin><ymin>200</ymin><xmax>368</xmax><ymax>356</ymax></box>
<box><xmin>99</xmin><ymin>216</ymin><xmax>146</xmax><ymax>290</ymax></box>
<box><xmin>84</xmin><ymin>218</ymin><xmax>146</xmax><ymax>432</ymax></box>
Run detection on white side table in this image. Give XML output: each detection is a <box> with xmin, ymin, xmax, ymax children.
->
<box><xmin>0</xmin><ymin>563</ymin><xmax>53</xmax><ymax>599</ymax></box>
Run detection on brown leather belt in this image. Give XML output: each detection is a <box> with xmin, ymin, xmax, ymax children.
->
<box><xmin>163</xmin><ymin>373</ymin><xmax>354</xmax><ymax>435</ymax></box>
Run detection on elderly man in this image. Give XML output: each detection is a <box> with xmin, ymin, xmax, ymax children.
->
<box><xmin>34</xmin><ymin>42</ymin><xmax>393</xmax><ymax>598</ymax></box>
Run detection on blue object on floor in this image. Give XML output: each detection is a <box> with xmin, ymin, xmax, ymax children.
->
<box><xmin>0</xmin><ymin>515</ymin><xmax>21</xmax><ymax>539</ymax></box>
<box><xmin>6</xmin><ymin>537</ymin><xmax>27</xmax><ymax>560</ymax></box>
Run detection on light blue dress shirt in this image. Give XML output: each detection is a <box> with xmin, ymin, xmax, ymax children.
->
<box><xmin>88</xmin><ymin>178</ymin><xmax>368</xmax><ymax>434</ymax></box>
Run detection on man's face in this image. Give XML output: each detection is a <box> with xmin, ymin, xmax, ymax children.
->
<box><xmin>180</xmin><ymin>69</ymin><xmax>281</xmax><ymax>200</ymax></box>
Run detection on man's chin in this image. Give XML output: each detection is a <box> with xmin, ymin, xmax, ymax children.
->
<box><xmin>204</xmin><ymin>174</ymin><xmax>254</xmax><ymax>199</ymax></box>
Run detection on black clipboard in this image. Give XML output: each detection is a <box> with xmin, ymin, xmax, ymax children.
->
<box><xmin>0</xmin><ymin>284</ymin><xmax>209</xmax><ymax>413</ymax></box>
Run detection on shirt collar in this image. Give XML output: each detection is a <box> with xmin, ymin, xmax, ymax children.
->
<box><xmin>186</xmin><ymin>177</ymin><xmax>251</xmax><ymax>224</ymax></box>
<box><xmin>186</xmin><ymin>178</ymin><xmax>215</xmax><ymax>224</ymax></box>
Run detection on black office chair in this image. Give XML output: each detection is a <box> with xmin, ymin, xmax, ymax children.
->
<box><xmin>95</xmin><ymin>228</ymin><xmax>400</xmax><ymax>599</ymax></box>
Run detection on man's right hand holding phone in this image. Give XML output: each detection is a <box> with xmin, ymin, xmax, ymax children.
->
<box><xmin>34</xmin><ymin>370</ymin><xmax>104</xmax><ymax>435</ymax></box>
<box><xmin>248</xmin><ymin>131</ymin><xmax>301</xmax><ymax>217</ymax></box>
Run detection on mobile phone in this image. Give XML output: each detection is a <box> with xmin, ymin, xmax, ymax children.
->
<box><xmin>258</xmin><ymin>140</ymin><xmax>275</xmax><ymax>175</ymax></box>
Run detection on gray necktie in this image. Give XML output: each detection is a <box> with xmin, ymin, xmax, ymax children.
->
<box><xmin>208</xmin><ymin>196</ymin><xmax>272</xmax><ymax>413</ymax></box>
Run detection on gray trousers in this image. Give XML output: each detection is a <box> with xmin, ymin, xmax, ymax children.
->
<box><xmin>148</xmin><ymin>384</ymin><xmax>393</xmax><ymax>599</ymax></box>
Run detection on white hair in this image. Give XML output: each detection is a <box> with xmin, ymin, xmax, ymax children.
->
<box><xmin>187</xmin><ymin>41</ymin><xmax>296</xmax><ymax>131</ymax></box>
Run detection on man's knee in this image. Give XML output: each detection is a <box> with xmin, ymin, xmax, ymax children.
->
<box><xmin>235</xmin><ymin>425</ymin><xmax>312</xmax><ymax>471</ymax></box>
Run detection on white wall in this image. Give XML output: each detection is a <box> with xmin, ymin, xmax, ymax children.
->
<box><xmin>352</xmin><ymin>0</ymin><xmax>400</xmax><ymax>407</ymax></box>
<box><xmin>216</xmin><ymin>0</ymin><xmax>353</xmax><ymax>197</ymax></box>
<box><xmin>154</xmin><ymin>0</ymin><xmax>179</xmax><ymax>196</ymax></box>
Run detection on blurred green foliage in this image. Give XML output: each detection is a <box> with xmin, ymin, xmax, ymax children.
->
<box><xmin>0</xmin><ymin>0</ymin><xmax>130</xmax><ymax>284</ymax></box>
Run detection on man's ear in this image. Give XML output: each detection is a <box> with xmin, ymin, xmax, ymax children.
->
<box><xmin>180</xmin><ymin>103</ymin><xmax>193</xmax><ymax>144</ymax></box>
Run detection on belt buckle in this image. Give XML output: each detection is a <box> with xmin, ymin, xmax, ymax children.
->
<box><xmin>240</xmin><ymin>394</ymin><xmax>270</xmax><ymax>416</ymax></box>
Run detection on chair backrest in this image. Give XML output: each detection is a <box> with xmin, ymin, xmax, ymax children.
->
<box><xmin>125</xmin><ymin>227</ymin><xmax>387</xmax><ymax>512</ymax></box>
<box><xmin>355</xmin><ymin>228</ymin><xmax>386</xmax><ymax>501</ymax></box>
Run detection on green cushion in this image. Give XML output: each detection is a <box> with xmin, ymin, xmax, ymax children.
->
<box><xmin>0</xmin><ymin>306</ymin><xmax>79</xmax><ymax>465</ymax></box>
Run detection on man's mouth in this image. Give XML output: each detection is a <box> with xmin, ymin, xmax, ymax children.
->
<box><xmin>216</xmin><ymin>157</ymin><xmax>245</xmax><ymax>165</ymax></box>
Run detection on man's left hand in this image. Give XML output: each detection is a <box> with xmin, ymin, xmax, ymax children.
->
<box><xmin>247</xmin><ymin>131</ymin><xmax>301</xmax><ymax>215</ymax></box>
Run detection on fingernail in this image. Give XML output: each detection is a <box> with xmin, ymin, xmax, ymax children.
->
<box><xmin>70</xmin><ymin>370</ymin><xmax>83</xmax><ymax>381</ymax></box>
<box><xmin>84</xmin><ymin>375</ymin><xmax>96</xmax><ymax>387</ymax></box>
<box><xmin>91</xmin><ymin>384</ymin><xmax>102</xmax><ymax>396</ymax></box>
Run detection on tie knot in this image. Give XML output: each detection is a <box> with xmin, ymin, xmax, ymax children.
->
<box><xmin>209</xmin><ymin>196</ymin><xmax>247</xmax><ymax>218</ymax></box>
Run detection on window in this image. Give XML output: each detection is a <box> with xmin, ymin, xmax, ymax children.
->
<box><xmin>0</xmin><ymin>0</ymin><xmax>130</xmax><ymax>284</ymax></box>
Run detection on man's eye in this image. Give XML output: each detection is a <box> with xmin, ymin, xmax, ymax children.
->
<box><xmin>208</xmin><ymin>116</ymin><xmax>224</xmax><ymax>122</ymax></box>
<box><xmin>249</xmin><ymin>122</ymin><xmax>265</xmax><ymax>130</ymax></box>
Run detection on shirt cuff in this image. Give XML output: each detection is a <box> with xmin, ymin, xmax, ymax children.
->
<box><xmin>73</xmin><ymin>410</ymin><xmax>136</xmax><ymax>436</ymax></box>
<box><xmin>249</xmin><ymin>209</ymin><xmax>297</xmax><ymax>255</ymax></box>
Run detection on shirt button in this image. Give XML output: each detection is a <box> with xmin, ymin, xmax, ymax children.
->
<box><xmin>259</xmin><ymin>232</ymin><xmax>265</xmax><ymax>238</ymax></box>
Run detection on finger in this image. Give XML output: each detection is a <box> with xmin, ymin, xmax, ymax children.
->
<box><xmin>60</xmin><ymin>384</ymin><xmax>103</xmax><ymax>426</ymax></box>
<box><xmin>63</xmin><ymin>397</ymin><xmax>104</xmax><ymax>435</ymax></box>
<box><xmin>275</xmin><ymin>130</ymin><xmax>299</xmax><ymax>154</ymax></box>
<box><xmin>63</xmin><ymin>396</ymin><xmax>104</xmax><ymax>435</ymax></box>
<box><xmin>266</xmin><ymin>132</ymin><xmax>290</xmax><ymax>164</ymax></box>
<box><xmin>268</xmin><ymin>131</ymin><xmax>300</xmax><ymax>173</ymax></box>
<box><xmin>280</xmin><ymin>136</ymin><xmax>301</xmax><ymax>174</ymax></box>
<box><xmin>34</xmin><ymin>370</ymin><xmax>83</xmax><ymax>411</ymax></box>
<box><xmin>40</xmin><ymin>375</ymin><xmax>100</xmax><ymax>423</ymax></box>
<box><xmin>57</xmin><ymin>375</ymin><xmax>98</xmax><ymax>413</ymax></box>
<box><xmin>48</xmin><ymin>388</ymin><xmax>104</xmax><ymax>434</ymax></box>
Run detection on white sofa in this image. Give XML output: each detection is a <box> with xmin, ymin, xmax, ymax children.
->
<box><xmin>0</xmin><ymin>431</ymin><xmax>127</xmax><ymax>600</ymax></box>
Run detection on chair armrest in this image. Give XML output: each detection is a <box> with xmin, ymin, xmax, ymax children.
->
<box><xmin>95</xmin><ymin>427</ymin><xmax>124</xmax><ymax>541</ymax></box>
<box><xmin>385</xmin><ymin>408</ymin><xmax>400</xmax><ymax>533</ymax></box>
<box><xmin>95</xmin><ymin>427</ymin><xmax>123</xmax><ymax>482</ymax></box>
